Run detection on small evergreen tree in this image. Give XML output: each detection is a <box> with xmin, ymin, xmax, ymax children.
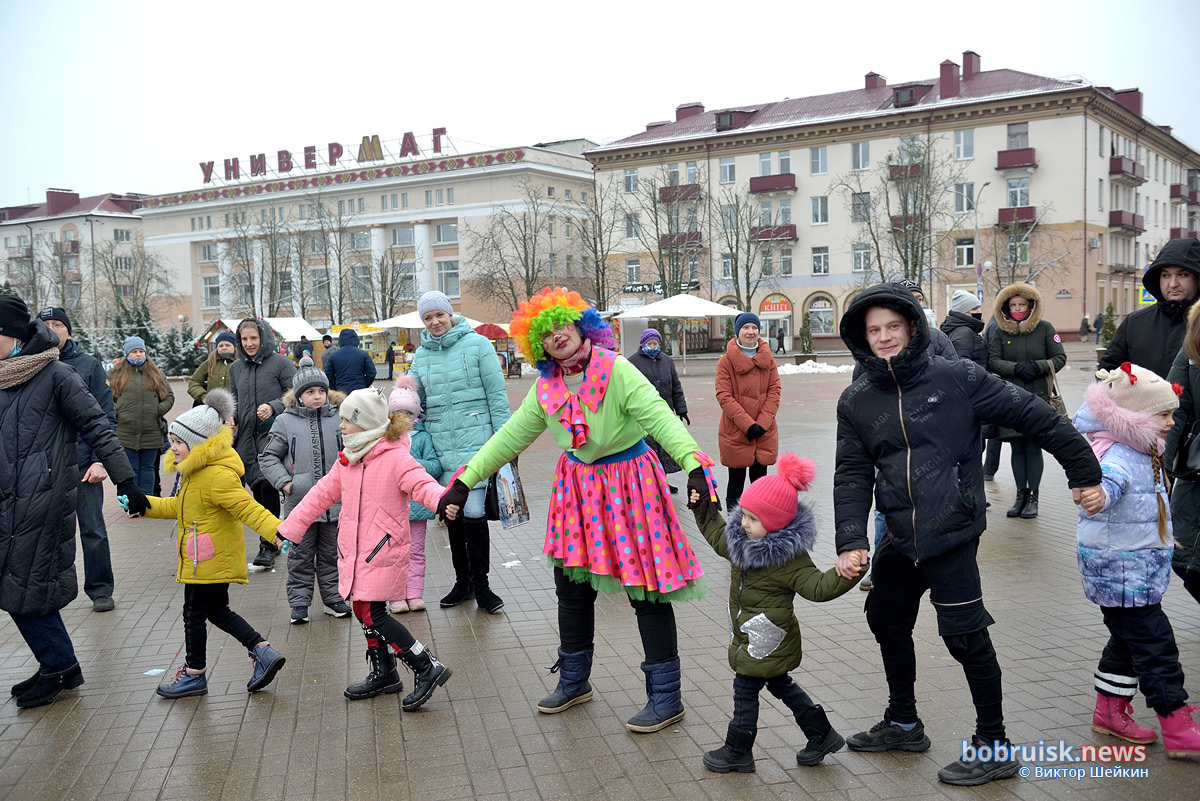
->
<box><xmin>798</xmin><ymin>313</ymin><xmax>814</xmax><ymax>354</ymax></box>
<box><xmin>1100</xmin><ymin>302</ymin><xmax>1117</xmax><ymax>348</ymax></box>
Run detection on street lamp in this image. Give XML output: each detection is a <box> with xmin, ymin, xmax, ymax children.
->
<box><xmin>973</xmin><ymin>181</ymin><xmax>992</xmax><ymax>303</ymax></box>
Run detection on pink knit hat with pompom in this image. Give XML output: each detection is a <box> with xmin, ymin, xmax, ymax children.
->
<box><xmin>388</xmin><ymin>374</ymin><xmax>421</xmax><ymax>414</ymax></box>
<box><xmin>738</xmin><ymin>453</ymin><xmax>816</xmax><ymax>532</ymax></box>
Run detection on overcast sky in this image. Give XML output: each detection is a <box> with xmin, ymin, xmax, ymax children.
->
<box><xmin>2</xmin><ymin>0</ymin><xmax>1195</xmax><ymax>203</ymax></box>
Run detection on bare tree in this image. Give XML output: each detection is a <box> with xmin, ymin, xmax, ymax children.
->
<box><xmin>973</xmin><ymin>205</ymin><xmax>1076</xmax><ymax>293</ymax></box>
<box><xmin>574</xmin><ymin>175</ymin><xmax>625</xmax><ymax>311</ymax></box>
<box><xmin>303</xmin><ymin>191</ymin><xmax>358</xmax><ymax>325</ymax></box>
<box><xmin>224</xmin><ymin>209</ymin><xmax>260</xmax><ymax>316</ymax></box>
<box><xmin>711</xmin><ymin>184</ymin><xmax>785</xmax><ymax>311</ymax></box>
<box><xmin>365</xmin><ymin>242</ymin><xmax>420</xmax><ymax>321</ymax></box>
<box><xmin>27</xmin><ymin>234</ymin><xmax>84</xmax><ymax>320</ymax></box>
<box><xmin>618</xmin><ymin>162</ymin><xmax>706</xmax><ymax>299</ymax></box>
<box><xmin>287</xmin><ymin>228</ymin><xmax>323</xmax><ymax>320</ymax></box>
<box><xmin>89</xmin><ymin>233</ymin><xmax>173</xmax><ymax>322</ymax></box>
<box><xmin>255</xmin><ymin>206</ymin><xmax>293</xmax><ymax>316</ymax></box>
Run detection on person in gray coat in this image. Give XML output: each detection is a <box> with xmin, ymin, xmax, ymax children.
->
<box><xmin>258</xmin><ymin>361</ymin><xmax>349</xmax><ymax>621</ymax></box>
<box><xmin>230</xmin><ymin>317</ymin><xmax>296</xmax><ymax>568</ymax></box>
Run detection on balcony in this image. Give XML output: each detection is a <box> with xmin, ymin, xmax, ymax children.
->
<box><xmin>748</xmin><ymin>173</ymin><xmax>797</xmax><ymax>194</ymax></box>
<box><xmin>658</xmin><ymin>183</ymin><xmax>701</xmax><ymax>203</ymax></box>
<box><xmin>6</xmin><ymin>246</ymin><xmax>31</xmax><ymax>260</ymax></box>
<box><xmin>658</xmin><ymin>231</ymin><xmax>703</xmax><ymax>250</ymax></box>
<box><xmin>998</xmin><ymin>206</ymin><xmax>1037</xmax><ymax>226</ymax></box>
<box><xmin>1172</xmin><ymin>227</ymin><xmax>1190</xmax><ymax>240</ymax></box>
<box><xmin>996</xmin><ymin>148</ymin><xmax>1037</xmax><ymax>171</ymax></box>
<box><xmin>890</xmin><ymin>214</ymin><xmax>923</xmax><ymax>232</ymax></box>
<box><xmin>55</xmin><ymin>240</ymin><xmax>79</xmax><ymax>255</ymax></box>
<box><xmin>1109</xmin><ymin>262</ymin><xmax>1139</xmax><ymax>273</ymax></box>
<box><xmin>1171</xmin><ymin>184</ymin><xmax>1190</xmax><ymax>203</ymax></box>
<box><xmin>750</xmin><ymin>224</ymin><xmax>797</xmax><ymax>242</ymax></box>
<box><xmin>1109</xmin><ymin>156</ymin><xmax>1146</xmax><ymax>186</ymax></box>
<box><xmin>1190</xmin><ymin>190</ymin><xmax>1200</xmax><ymax>208</ymax></box>
<box><xmin>1108</xmin><ymin>210</ymin><xmax>1146</xmax><ymax>235</ymax></box>
<box><xmin>888</xmin><ymin>163</ymin><xmax>923</xmax><ymax>180</ymax></box>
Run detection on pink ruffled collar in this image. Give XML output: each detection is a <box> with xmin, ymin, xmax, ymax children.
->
<box><xmin>536</xmin><ymin>347</ymin><xmax>617</xmax><ymax>448</ymax></box>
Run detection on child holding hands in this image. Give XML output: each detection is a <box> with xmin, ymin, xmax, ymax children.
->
<box><xmin>688</xmin><ymin>453</ymin><xmax>862</xmax><ymax>773</ymax></box>
<box><xmin>1074</xmin><ymin>362</ymin><xmax>1200</xmax><ymax>757</ymax></box>
<box><xmin>124</xmin><ymin>389</ymin><xmax>287</xmax><ymax>699</ymax></box>
<box><xmin>276</xmin><ymin>388</ymin><xmax>456</xmax><ymax>709</ymax></box>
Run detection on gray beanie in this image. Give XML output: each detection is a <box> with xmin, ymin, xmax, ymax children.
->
<box><xmin>298</xmin><ymin>355</ymin><xmax>314</xmax><ymax>368</ymax></box>
<box><xmin>951</xmin><ymin>290</ymin><xmax>981</xmax><ymax>314</ymax></box>
<box><xmin>122</xmin><ymin>335</ymin><xmax>146</xmax><ymax>356</ymax></box>
<box><xmin>170</xmin><ymin>388</ymin><xmax>235</xmax><ymax>449</ymax></box>
<box><xmin>293</xmin><ymin>365</ymin><xmax>329</xmax><ymax>398</ymax></box>
<box><xmin>417</xmin><ymin>290</ymin><xmax>454</xmax><ymax>319</ymax></box>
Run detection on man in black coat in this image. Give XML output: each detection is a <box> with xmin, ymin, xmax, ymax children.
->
<box><xmin>37</xmin><ymin>307</ymin><xmax>118</xmax><ymax>613</ymax></box>
<box><xmin>1100</xmin><ymin>237</ymin><xmax>1200</xmax><ymax>378</ymax></box>
<box><xmin>832</xmin><ymin>284</ymin><xmax>1101</xmax><ymax>786</ymax></box>
<box><xmin>385</xmin><ymin>341</ymin><xmax>396</xmax><ymax>380</ymax></box>
<box><xmin>0</xmin><ymin>295</ymin><xmax>149</xmax><ymax>709</ymax></box>
<box><xmin>323</xmin><ymin>328</ymin><xmax>376</xmax><ymax>392</ymax></box>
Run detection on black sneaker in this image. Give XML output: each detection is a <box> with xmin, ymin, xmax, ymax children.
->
<box><xmin>846</xmin><ymin>714</ymin><xmax>931</xmax><ymax>752</ymax></box>
<box><xmin>252</xmin><ymin>540</ymin><xmax>279</xmax><ymax>568</ymax></box>
<box><xmin>290</xmin><ymin>607</ymin><xmax>310</xmax><ymax>624</ymax></box>
<box><xmin>937</xmin><ymin>737</ymin><xmax>1021</xmax><ymax>786</ymax></box>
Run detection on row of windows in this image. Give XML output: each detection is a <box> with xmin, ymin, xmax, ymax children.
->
<box><xmin>198</xmin><ymin>223</ymin><xmax>460</xmax><ymax>263</ymax></box>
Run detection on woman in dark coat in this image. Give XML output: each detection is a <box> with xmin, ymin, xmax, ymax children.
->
<box><xmin>628</xmin><ymin>328</ymin><xmax>689</xmax><ymax>491</ymax></box>
<box><xmin>1163</xmin><ymin>302</ymin><xmax>1200</xmax><ymax>608</ymax></box>
<box><xmin>0</xmin><ymin>295</ymin><xmax>148</xmax><ymax>708</ymax></box>
<box><xmin>988</xmin><ymin>282</ymin><xmax>1066</xmax><ymax>519</ymax></box>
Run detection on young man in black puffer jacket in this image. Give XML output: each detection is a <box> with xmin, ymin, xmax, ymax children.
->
<box><xmin>831</xmin><ymin>284</ymin><xmax>1102</xmax><ymax>786</ymax></box>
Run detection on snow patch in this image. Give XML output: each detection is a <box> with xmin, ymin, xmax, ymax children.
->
<box><xmin>777</xmin><ymin>361</ymin><xmax>855</xmax><ymax>375</ymax></box>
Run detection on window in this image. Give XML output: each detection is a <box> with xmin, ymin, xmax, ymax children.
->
<box><xmin>686</xmin><ymin>207</ymin><xmax>698</xmax><ymax>232</ymax></box>
<box><xmin>898</xmin><ymin>135</ymin><xmax>922</xmax><ymax>164</ymax></box>
<box><xmin>547</xmin><ymin>186</ymin><xmax>556</xmax><ymax>198</ymax></box>
<box><xmin>721</xmin><ymin>205</ymin><xmax>736</xmax><ymax>231</ymax></box>
<box><xmin>564</xmin><ymin>189</ymin><xmax>572</xmax><ymax>201</ymax></box>
<box><xmin>954</xmin><ymin>183</ymin><xmax>975</xmax><ymax>213</ymax></box>
<box><xmin>381</xmin><ymin>194</ymin><xmax>389</xmax><ymax>211</ymax></box>
<box><xmin>1007</xmin><ymin>177</ymin><xmax>1030</xmax><ymax>207</ymax></box>
<box><xmin>437</xmin><ymin>260</ymin><xmax>460</xmax><ymax>297</ymax></box>
<box><xmin>851</xmin><ymin>192</ymin><xmax>871</xmax><ymax>222</ymax></box>
<box><xmin>810</xmin><ymin>146</ymin><xmax>827</xmax><ymax>176</ymax></box>
<box><xmin>401</xmin><ymin>193</ymin><xmax>408</xmax><ymax>209</ymax></box>
<box><xmin>852</xmin><ymin>141</ymin><xmax>870</xmax><ymax>170</ymax></box>
<box><xmin>760</xmin><ymin>153</ymin><xmax>772</xmax><ymax>177</ymax></box>
<box><xmin>955</xmin><ymin>238</ymin><xmax>975</xmax><ymax>268</ymax></box>
<box><xmin>277</xmin><ymin>272</ymin><xmax>292</xmax><ymax>304</ymax></box>
<box><xmin>312</xmin><ymin>269</ymin><xmax>330</xmax><ymax>305</ymax></box>
<box><xmin>425</xmin><ymin>190</ymin><xmax>433</xmax><ymax>206</ymax></box>
<box><xmin>1099</xmin><ymin>178</ymin><xmax>1104</xmax><ymax>212</ymax></box>
<box><xmin>667</xmin><ymin>164</ymin><xmax>680</xmax><ymax>186</ymax></box>
<box><xmin>720</xmin><ymin>158</ymin><xmax>736</xmax><ymax>184</ymax></box>
<box><xmin>721</xmin><ymin>253</ymin><xmax>733</xmax><ymax>279</ymax></box>
<box><xmin>351</xmin><ymin>266</ymin><xmax>372</xmax><ymax>301</ymax></box>
<box><xmin>852</xmin><ymin>243</ymin><xmax>871</xmax><ymax>272</ymax></box>
<box><xmin>1007</xmin><ymin>122</ymin><xmax>1029</xmax><ymax>150</ymax></box>
<box><xmin>349</xmin><ymin>231</ymin><xmax>371</xmax><ymax>250</ymax></box>
<box><xmin>780</xmin><ymin>248</ymin><xmax>792</xmax><ymax>276</ymax></box>
<box><xmin>339</xmin><ymin>200</ymin><xmax>346</xmax><ymax>215</ymax></box>
<box><xmin>391</xmin><ymin>193</ymin><xmax>398</xmax><ymax>210</ymax></box>
<box><xmin>1008</xmin><ymin>237</ymin><xmax>1030</xmax><ymax>265</ymax></box>
<box><xmin>954</xmin><ymin>129</ymin><xmax>974</xmax><ymax>160</ymax></box>
<box><xmin>115</xmin><ymin>256</ymin><xmax>133</xmax><ymax>271</ymax></box>
<box><xmin>759</xmin><ymin>201</ymin><xmax>773</xmax><ymax>227</ymax></box>
<box><xmin>625</xmin><ymin>212</ymin><xmax>641</xmax><ymax>238</ymax></box>
<box><xmin>580</xmin><ymin>190</ymin><xmax>588</xmax><ymax>202</ymax></box>
<box><xmin>624</xmin><ymin>168</ymin><xmax>639</xmax><ymax>193</ymax></box>
<box><xmin>435</xmin><ymin>223</ymin><xmax>458</xmax><ymax>243</ymax></box>
<box><xmin>565</xmin><ymin>218</ymin><xmax>574</xmax><ymax>238</ymax></box>
<box><xmin>548</xmin><ymin>216</ymin><xmax>556</xmax><ymax>238</ymax></box>
<box><xmin>307</xmin><ymin>233</ymin><xmax>327</xmax><ymax>254</ymax></box>
<box><xmin>811</xmin><ymin>196</ymin><xmax>828</xmax><ymax>224</ymax></box>
<box><xmin>392</xmin><ymin>227</ymin><xmax>414</xmax><ymax>247</ymax></box>
<box><xmin>688</xmin><ymin>254</ymin><xmax>699</xmax><ymax>281</ymax></box>
<box><xmin>114</xmin><ymin>229</ymin><xmax>132</xmax><ymax>242</ymax></box>
<box><xmin>436</xmin><ymin>189</ymin><xmax>444</xmax><ymax>205</ymax></box>
<box><xmin>811</xmin><ymin>247</ymin><xmax>829</xmax><ymax>275</ymax></box>
<box><xmin>626</xmin><ymin>258</ymin><xmax>641</xmax><ymax>282</ymax></box>
<box><xmin>779</xmin><ymin>151</ymin><xmax>791</xmax><ymax>175</ymax></box>
<box><xmin>233</xmin><ymin>273</ymin><xmax>250</xmax><ymax>307</ymax></box>
<box><xmin>762</xmin><ymin>252</ymin><xmax>773</xmax><ymax>276</ymax></box>
<box><xmin>116</xmin><ymin>284</ymin><xmax>133</xmax><ymax>299</ymax></box>
<box><xmin>686</xmin><ymin>161</ymin><xmax>698</xmax><ymax>184</ymax></box>
<box><xmin>200</xmin><ymin>244</ymin><xmax>219</xmax><ymax>262</ymax></box>
<box><xmin>565</xmin><ymin>255</ymin><xmax>574</xmax><ymax>276</ymax></box>
<box><xmin>201</xmin><ymin>275</ymin><xmax>220</xmax><ymax>309</ymax></box>
<box><xmin>777</xmin><ymin>199</ymin><xmax>791</xmax><ymax>225</ymax></box>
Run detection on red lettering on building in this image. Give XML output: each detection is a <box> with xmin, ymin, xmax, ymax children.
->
<box><xmin>224</xmin><ymin>158</ymin><xmax>241</xmax><ymax>180</ymax></box>
<box><xmin>432</xmin><ymin>127</ymin><xmax>446</xmax><ymax>154</ymax></box>
<box><xmin>249</xmin><ymin>153</ymin><xmax>267</xmax><ymax>176</ymax></box>
<box><xmin>200</xmin><ymin>162</ymin><xmax>215</xmax><ymax>182</ymax></box>
<box><xmin>328</xmin><ymin>142</ymin><xmax>344</xmax><ymax>166</ymax></box>
<box><xmin>304</xmin><ymin>146</ymin><xmax>317</xmax><ymax>169</ymax></box>
<box><xmin>399</xmin><ymin>132</ymin><xmax>419</xmax><ymax>158</ymax></box>
<box><xmin>760</xmin><ymin>294</ymin><xmax>792</xmax><ymax>314</ymax></box>
<box><xmin>278</xmin><ymin>150</ymin><xmax>293</xmax><ymax>173</ymax></box>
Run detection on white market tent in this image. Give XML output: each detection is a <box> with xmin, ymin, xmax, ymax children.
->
<box><xmin>263</xmin><ymin>317</ymin><xmax>323</xmax><ymax>343</ymax></box>
<box><xmin>616</xmin><ymin>295</ymin><xmax>741</xmax><ymax>374</ymax></box>
<box><xmin>370</xmin><ymin>311</ymin><xmax>484</xmax><ymax>329</ymax></box>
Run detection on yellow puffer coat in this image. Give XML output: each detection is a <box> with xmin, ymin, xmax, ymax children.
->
<box><xmin>145</xmin><ymin>426</ymin><xmax>280</xmax><ymax>584</ymax></box>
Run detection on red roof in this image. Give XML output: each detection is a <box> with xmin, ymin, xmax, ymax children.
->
<box><xmin>591</xmin><ymin>69</ymin><xmax>1085</xmax><ymax>153</ymax></box>
<box><xmin>1</xmin><ymin>192</ymin><xmax>144</xmax><ymax>222</ymax></box>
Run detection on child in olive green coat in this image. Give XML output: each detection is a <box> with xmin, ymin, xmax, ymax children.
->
<box><xmin>689</xmin><ymin>453</ymin><xmax>862</xmax><ymax>773</ymax></box>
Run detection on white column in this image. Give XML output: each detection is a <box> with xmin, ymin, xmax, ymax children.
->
<box><xmin>251</xmin><ymin>244</ymin><xmax>264</xmax><ymax>317</ymax></box>
<box><xmin>217</xmin><ymin>241</ymin><xmax>234</xmax><ymax>320</ymax></box>
<box><xmin>413</xmin><ymin>221</ymin><xmax>433</xmax><ymax>295</ymax></box>
<box><xmin>289</xmin><ymin>246</ymin><xmax>302</xmax><ymax>316</ymax></box>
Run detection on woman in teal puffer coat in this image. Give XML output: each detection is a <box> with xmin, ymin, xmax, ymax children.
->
<box><xmin>409</xmin><ymin>291</ymin><xmax>511</xmax><ymax>613</ymax></box>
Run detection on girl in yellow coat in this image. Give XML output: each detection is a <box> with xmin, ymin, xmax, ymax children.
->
<box><xmin>121</xmin><ymin>389</ymin><xmax>287</xmax><ymax>699</ymax></box>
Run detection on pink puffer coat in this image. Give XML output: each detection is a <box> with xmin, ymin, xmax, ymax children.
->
<box><xmin>277</xmin><ymin>436</ymin><xmax>445</xmax><ymax>601</ymax></box>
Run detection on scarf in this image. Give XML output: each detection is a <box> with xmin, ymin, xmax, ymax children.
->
<box><xmin>1088</xmin><ymin>430</ymin><xmax>1164</xmax><ymax>461</ymax></box>
<box><xmin>339</xmin><ymin>422</ymin><xmax>390</xmax><ymax>465</ymax></box>
<box><xmin>555</xmin><ymin>337</ymin><xmax>592</xmax><ymax>376</ymax></box>
<box><xmin>0</xmin><ymin>349</ymin><xmax>59</xmax><ymax>390</ymax></box>
<box><xmin>1010</xmin><ymin>309</ymin><xmax>1030</xmax><ymax>322</ymax></box>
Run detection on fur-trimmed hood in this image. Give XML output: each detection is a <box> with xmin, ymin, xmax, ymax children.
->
<box><xmin>1076</xmin><ymin>382</ymin><xmax>1166</xmax><ymax>451</ymax></box>
<box><xmin>993</xmin><ymin>282</ymin><xmax>1045</xmax><ymax>336</ymax></box>
<box><xmin>724</xmin><ymin>502</ymin><xmax>817</xmax><ymax>570</ymax></box>
<box><xmin>165</xmin><ymin>424</ymin><xmax>244</xmax><ymax>479</ymax></box>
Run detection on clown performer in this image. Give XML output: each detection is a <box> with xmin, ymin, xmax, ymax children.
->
<box><xmin>437</xmin><ymin>288</ymin><xmax>718</xmax><ymax>732</ymax></box>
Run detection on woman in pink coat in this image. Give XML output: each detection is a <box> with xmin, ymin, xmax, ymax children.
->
<box><xmin>278</xmin><ymin>388</ymin><xmax>454</xmax><ymax>711</ymax></box>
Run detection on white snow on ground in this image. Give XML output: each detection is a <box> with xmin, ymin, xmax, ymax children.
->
<box><xmin>777</xmin><ymin>361</ymin><xmax>855</xmax><ymax>375</ymax></box>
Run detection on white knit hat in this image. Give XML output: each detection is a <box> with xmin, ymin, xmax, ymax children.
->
<box><xmin>417</xmin><ymin>290</ymin><xmax>454</xmax><ymax>319</ymax></box>
<box><xmin>170</xmin><ymin>389</ymin><xmax>235</xmax><ymax>448</ymax></box>
<box><xmin>1095</xmin><ymin>363</ymin><xmax>1181</xmax><ymax>417</ymax></box>
<box><xmin>340</xmin><ymin>388</ymin><xmax>389</xmax><ymax>431</ymax></box>
<box><xmin>951</xmin><ymin>290</ymin><xmax>981</xmax><ymax>314</ymax></box>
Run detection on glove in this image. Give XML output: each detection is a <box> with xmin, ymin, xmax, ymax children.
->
<box><xmin>687</xmin><ymin>467</ymin><xmax>722</xmax><ymax>526</ymax></box>
<box><xmin>679</xmin><ymin>413</ymin><xmax>690</xmax><ymax>426</ymax></box>
<box><xmin>1011</xmin><ymin>362</ymin><xmax>1033</xmax><ymax>381</ymax></box>
<box><xmin>746</xmin><ymin>424</ymin><xmax>767</xmax><ymax>440</ymax></box>
<box><xmin>1026</xmin><ymin>360</ymin><xmax>1043</xmax><ymax>378</ymax></box>
<box><xmin>116</xmin><ymin>480</ymin><xmax>150</xmax><ymax>517</ymax></box>
<box><xmin>437</xmin><ymin>478</ymin><xmax>471</xmax><ymax>522</ymax></box>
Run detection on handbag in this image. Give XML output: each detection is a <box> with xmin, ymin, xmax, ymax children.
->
<box><xmin>1171</xmin><ymin>419</ymin><xmax>1200</xmax><ymax>481</ymax></box>
<box><xmin>1045</xmin><ymin>369</ymin><xmax>1068</xmax><ymax>418</ymax></box>
<box><xmin>485</xmin><ymin>474</ymin><xmax>501</xmax><ymax>520</ymax></box>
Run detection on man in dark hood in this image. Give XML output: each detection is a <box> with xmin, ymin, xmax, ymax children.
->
<box><xmin>323</xmin><ymin>327</ymin><xmax>376</xmax><ymax>392</ymax></box>
<box><xmin>1100</xmin><ymin>238</ymin><xmax>1200</xmax><ymax>378</ymax></box>
<box><xmin>832</xmin><ymin>283</ymin><xmax>1101</xmax><ymax>786</ymax></box>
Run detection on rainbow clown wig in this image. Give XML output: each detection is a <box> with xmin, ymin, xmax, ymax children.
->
<box><xmin>510</xmin><ymin>288</ymin><xmax>616</xmax><ymax>377</ymax></box>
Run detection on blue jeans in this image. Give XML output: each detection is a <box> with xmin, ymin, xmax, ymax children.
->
<box><xmin>124</xmin><ymin>448</ymin><xmax>158</xmax><ymax>495</ymax></box>
<box><xmin>464</xmin><ymin>486</ymin><xmax>487</xmax><ymax>519</ymax></box>
<box><xmin>76</xmin><ymin>479</ymin><xmax>114</xmax><ymax>600</ymax></box>
<box><xmin>10</xmin><ymin>611</ymin><xmax>78</xmax><ymax>672</ymax></box>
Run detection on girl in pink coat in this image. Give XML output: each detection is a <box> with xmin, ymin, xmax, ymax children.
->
<box><xmin>277</xmin><ymin>388</ymin><xmax>455</xmax><ymax>710</ymax></box>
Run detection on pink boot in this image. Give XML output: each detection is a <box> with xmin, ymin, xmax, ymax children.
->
<box><xmin>1092</xmin><ymin>693</ymin><xmax>1157</xmax><ymax>744</ymax></box>
<box><xmin>1159</xmin><ymin>705</ymin><xmax>1200</xmax><ymax>759</ymax></box>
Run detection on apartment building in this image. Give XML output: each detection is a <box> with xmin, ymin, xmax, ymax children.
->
<box><xmin>587</xmin><ymin>51</ymin><xmax>1200</xmax><ymax>347</ymax></box>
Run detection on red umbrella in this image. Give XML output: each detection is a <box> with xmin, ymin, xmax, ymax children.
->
<box><xmin>475</xmin><ymin>323</ymin><xmax>508</xmax><ymax>339</ymax></box>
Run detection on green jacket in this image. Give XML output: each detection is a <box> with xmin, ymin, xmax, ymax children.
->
<box><xmin>695</xmin><ymin>505</ymin><xmax>859</xmax><ymax>678</ymax></box>
<box><xmin>187</xmin><ymin>355</ymin><xmax>232</xmax><ymax>404</ymax></box>
<box><xmin>115</xmin><ymin>365</ymin><xmax>175</xmax><ymax>450</ymax></box>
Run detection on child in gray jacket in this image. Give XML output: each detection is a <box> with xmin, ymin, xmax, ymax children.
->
<box><xmin>258</xmin><ymin>360</ymin><xmax>351</xmax><ymax>623</ymax></box>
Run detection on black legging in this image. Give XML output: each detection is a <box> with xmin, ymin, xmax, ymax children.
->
<box><xmin>1009</xmin><ymin>437</ymin><xmax>1044</xmax><ymax>491</ymax></box>
<box><xmin>726</xmin><ymin>461</ymin><xmax>768</xmax><ymax>506</ymax></box>
<box><xmin>554</xmin><ymin>567</ymin><xmax>678</xmax><ymax>662</ymax></box>
<box><xmin>183</xmin><ymin>583</ymin><xmax>262</xmax><ymax>670</ymax></box>
<box><xmin>251</xmin><ymin>478</ymin><xmax>281</xmax><ymax>517</ymax></box>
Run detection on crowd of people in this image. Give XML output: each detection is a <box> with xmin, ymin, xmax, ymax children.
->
<box><xmin>3</xmin><ymin>238</ymin><xmax>1200</xmax><ymax>786</ymax></box>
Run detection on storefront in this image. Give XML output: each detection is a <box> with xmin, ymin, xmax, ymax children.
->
<box><xmin>759</xmin><ymin>293</ymin><xmax>793</xmax><ymax>349</ymax></box>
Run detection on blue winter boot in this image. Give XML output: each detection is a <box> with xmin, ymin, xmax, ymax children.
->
<box><xmin>537</xmin><ymin>648</ymin><xmax>594</xmax><ymax>713</ymax></box>
<box><xmin>156</xmin><ymin>665</ymin><xmax>208</xmax><ymax>699</ymax></box>
<box><xmin>625</xmin><ymin>657</ymin><xmax>685</xmax><ymax>733</ymax></box>
<box><xmin>247</xmin><ymin>642</ymin><xmax>286</xmax><ymax>692</ymax></box>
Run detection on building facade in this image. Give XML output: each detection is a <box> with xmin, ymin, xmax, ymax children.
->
<box><xmin>588</xmin><ymin>51</ymin><xmax>1200</xmax><ymax>348</ymax></box>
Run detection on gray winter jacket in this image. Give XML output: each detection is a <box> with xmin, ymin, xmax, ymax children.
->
<box><xmin>229</xmin><ymin>317</ymin><xmax>296</xmax><ymax>485</ymax></box>
<box><xmin>258</xmin><ymin>389</ymin><xmax>343</xmax><ymax>521</ymax></box>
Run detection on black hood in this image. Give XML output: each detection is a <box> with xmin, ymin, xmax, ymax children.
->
<box><xmin>18</xmin><ymin>318</ymin><xmax>61</xmax><ymax>357</ymax></box>
<box><xmin>1142</xmin><ymin>238</ymin><xmax>1200</xmax><ymax>312</ymax></box>
<box><xmin>840</xmin><ymin>284</ymin><xmax>930</xmax><ymax>380</ymax></box>
<box><xmin>941</xmin><ymin>309</ymin><xmax>984</xmax><ymax>336</ymax></box>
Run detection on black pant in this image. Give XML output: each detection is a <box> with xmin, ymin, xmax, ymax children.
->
<box><xmin>1098</xmin><ymin>604</ymin><xmax>1188</xmax><ymax>716</ymax></box>
<box><xmin>353</xmin><ymin>600</ymin><xmax>417</xmax><ymax>653</ymax></box>
<box><xmin>183</xmin><ymin>583</ymin><xmax>263</xmax><ymax>670</ymax></box>
<box><xmin>865</xmin><ymin>535</ymin><xmax>1005</xmax><ymax>741</ymax></box>
<box><xmin>555</xmin><ymin>566</ymin><xmax>678</xmax><ymax>663</ymax></box>
<box><xmin>983</xmin><ymin>438</ymin><xmax>1003</xmax><ymax>477</ymax></box>
<box><xmin>1174</xmin><ymin>566</ymin><xmax>1200</xmax><ymax>606</ymax></box>
<box><xmin>251</xmin><ymin>478</ymin><xmax>281</xmax><ymax>517</ymax></box>
<box><xmin>731</xmin><ymin>672</ymin><xmax>819</xmax><ymax>734</ymax></box>
<box><xmin>726</xmin><ymin>461</ymin><xmax>768</xmax><ymax>507</ymax></box>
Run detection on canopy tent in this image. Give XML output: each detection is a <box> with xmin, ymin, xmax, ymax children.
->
<box><xmin>616</xmin><ymin>295</ymin><xmax>741</xmax><ymax>374</ymax></box>
<box><xmin>370</xmin><ymin>311</ymin><xmax>484</xmax><ymax>330</ymax></box>
<box><xmin>263</xmin><ymin>317</ymin><xmax>322</xmax><ymax>344</ymax></box>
